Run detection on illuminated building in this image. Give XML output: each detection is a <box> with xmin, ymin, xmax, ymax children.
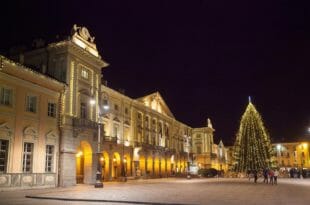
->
<box><xmin>272</xmin><ymin>142</ymin><xmax>310</xmax><ymax>170</ymax></box>
<box><xmin>0</xmin><ymin>55</ymin><xmax>65</xmax><ymax>188</ymax></box>
<box><xmin>5</xmin><ymin>25</ymin><xmax>302</xmax><ymax>189</ymax></box>
<box><xmin>0</xmin><ymin>25</ymin><xmax>195</xmax><ymax>188</ymax></box>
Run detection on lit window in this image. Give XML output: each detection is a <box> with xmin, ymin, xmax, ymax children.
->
<box><xmin>26</xmin><ymin>95</ymin><xmax>37</xmax><ymax>113</ymax></box>
<box><xmin>0</xmin><ymin>87</ymin><xmax>13</xmax><ymax>106</ymax></box>
<box><xmin>45</xmin><ymin>145</ymin><xmax>54</xmax><ymax>172</ymax></box>
<box><xmin>48</xmin><ymin>102</ymin><xmax>56</xmax><ymax>117</ymax></box>
<box><xmin>0</xmin><ymin>140</ymin><xmax>9</xmax><ymax>173</ymax></box>
<box><xmin>81</xmin><ymin>68</ymin><xmax>89</xmax><ymax>79</ymax></box>
<box><xmin>22</xmin><ymin>143</ymin><xmax>33</xmax><ymax>173</ymax></box>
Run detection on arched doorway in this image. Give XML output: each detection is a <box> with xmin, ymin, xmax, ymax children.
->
<box><xmin>101</xmin><ymin>151</ymin><xmax>109</xmax><ymax>181</ymax></box>
<box><xmin>123</xmin><ymin>153</ymin><xmax>131</xmax><ymax>177</ymax></box>
<box><xmin>112</xmin><ymin>152</ymin><xmax>120</xmax><ymax>179</ymax></box>
<box><xmin>76</xmin><ymin>141</ymin><xmax>93</xmax><ymax>184</ymax></box>
<box><xmin>147</xmin><ymin>155</ymin><xmax>153</xmax><ymax>176</ymax></box>
<box><xmin>154</xmin><ymin>155</ymin><xmax>160</xmax><ymax>176</ymax></box>
<box><xmin>139</xmin><ymin>155</ymin><xmax>146</xmax><ymax>177</ymax></box>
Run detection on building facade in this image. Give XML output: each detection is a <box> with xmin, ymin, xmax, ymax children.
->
<box><xmin>4</xmin><ymin>25</ymin><xmax>309</xmax><ymax>189</ymax></box>
<box><xmin>0</xmin><ymin>55</ymin><xmax>65</xmax><ymax>188</ymax></box>
<box><xmin>272</xmin><ymin>142</ymin><xmax>310</xmax><ymax>170</ymax></box>
<box><xmin>0</xmin><ymin>25</ymin><xmax>198</xmax><ymax>189</ymax></box>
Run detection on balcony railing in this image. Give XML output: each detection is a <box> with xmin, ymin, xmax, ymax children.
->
<box><xmin>72</xmin><ymin>117</ymin><xmax>98</xmax><ymax>129</ymax></box>
<box><xmin>103</xmin><ymin>136</ymin><xmax>117</xmax><ymax>143</ymax></box>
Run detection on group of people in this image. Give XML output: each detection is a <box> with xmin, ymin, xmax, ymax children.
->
<box><xmin>247</xmin><ymin>168</ymin><xmax>279</xmax><ymax>185</ymax></box>
<box><xmin>263</xmin><ymin>168</ymin><xmax>279</xmax><ymax>185</ymax></box>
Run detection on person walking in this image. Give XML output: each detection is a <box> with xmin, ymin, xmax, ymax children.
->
<box><xmin>253</xmin><ymin>170</ymin><xmax>258</xmax><ymax>183</ymax></box>
<box><xmin>263</xmin><ymin>168</ymin><xmax>268</xmax><ymax>184</ymax></box>
<box><xmin>274</xmin><ymin>169</ymin><xmax>279</xmax><ymax>185</ymax></box>
<box><xmin>269</xmin><ymin>169</ymin><xmax>274</xmax><ymax>185</ymax></box>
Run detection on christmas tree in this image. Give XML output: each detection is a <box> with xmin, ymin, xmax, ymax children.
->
<box><xmin>233</xmin><ymin>98</ymin><xmax>272</xmax><ymax>172</ymax></box>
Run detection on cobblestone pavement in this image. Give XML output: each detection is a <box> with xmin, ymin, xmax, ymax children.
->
<box><xmin>0</xmin><ymin>177</ymin><xmax>310</xmax><ymax>205</ymax></box>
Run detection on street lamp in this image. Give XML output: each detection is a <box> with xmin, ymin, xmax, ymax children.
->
<box><xmin>92</xmin><ymin>96</ymin><xmax>109</xmax><ymax>188</ymax></box>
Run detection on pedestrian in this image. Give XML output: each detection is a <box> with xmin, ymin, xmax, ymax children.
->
<box><xmin>253</xmin><ymin>170</ymin><xmax>258</xmax><ymax>183</ymax></box>
<box><xmin>247</xmin><ymin>170</ymin><xmax>252</xmax><ymax>181</ymax></box>
<box><xmin>263</xmin><ymin>168</ymin><xmax>268</xmax><ymax>184</ymax></box>
<box><xmin>269</xmin><ymin>169</ymin><xmax>274</xmax><ymax>185</ymax></box>
<box><xmin>274</xmin><ymin>169</ymin><xmax>279</xmax><ymax>185</ymax></box>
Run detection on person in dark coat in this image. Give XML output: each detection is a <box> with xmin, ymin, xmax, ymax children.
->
<box><xmin>253</xmin><ymin>170</ymin><xmax>258</xmax><ymax>183</ymax></box>
<box><xmin>263</xmin><ymin>168</ymin><xmax>268</xmax><ymax>184</ymax></box>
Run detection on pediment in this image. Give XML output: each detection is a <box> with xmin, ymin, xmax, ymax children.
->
<box><xmin>46</xmin><ymin>130</ymin><xmax>57</xmax><ymax>139</ymax></box>
<box><xmin>136</xmin><ymin>92</ymin><xmax>175</xmax><ymax>118</ymax></box>
<box><xmin>0</xmin><ymin>122</ymin><xmax>10</xmax><ymax>131</ymax></box>
<box><xmin>0</xmin><ymin>122</ymin><xmax>12</xmax><ymax>137</ymax></box>
<box><xmin>113</xmin><ymin>117</ymin><xmax>120</xmax><ymax>123</ymax></box>
<box><xmin>24</xmin><ymin>126</ymin><xmax>38</xmax><ymax>136</ymax></box>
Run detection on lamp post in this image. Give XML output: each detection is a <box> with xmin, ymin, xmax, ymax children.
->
<box><xmin>91</xmin><ymin>96</ymin><xmax>109</xmax><ymax>188</ymax></box>
<box><xmin>185</xmin><ymin>134</ymin><xmax>191</xmax><ymax>179</ymax></box>
<box><xmin>94</xmin><ymin>121</ymin><xmax>103</xmax><ymax>188</ymax></box>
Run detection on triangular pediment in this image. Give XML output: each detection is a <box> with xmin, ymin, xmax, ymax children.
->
<box><xmin>136</xmin><ymin>92</ymin><xmax>175</xmax><ymax>118</ymax></box>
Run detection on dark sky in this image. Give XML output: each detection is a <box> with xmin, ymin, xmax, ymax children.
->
<box><xmin>1</xmin><ymin>0</ymin><xmax>310</xmax><ymax>145</ymax></box>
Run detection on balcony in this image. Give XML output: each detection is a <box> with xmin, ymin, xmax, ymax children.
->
<box><xmin>134</xmin><ymin>141</ymin><xmax>142</xmax><ymax>147</ymax></box>
<box><xmin>72</xmin><ymin>117</ymin><xmax>98</xmax><ymax>130</ymax></box>
<box><xmin>211</xmin><ymin>153</ymin><xmax>217</xmax><ymax>159</ymax></box>
<box><xmin>103</xmin><ymin>136</ymin><xmax>117</xmax><ymax>143</ymax></box>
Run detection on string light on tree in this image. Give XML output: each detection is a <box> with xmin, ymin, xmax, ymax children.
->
<box><xmin>233</xmin><ymin>97</ymin><xmax>273</xmax><ymax>172</ymax></box>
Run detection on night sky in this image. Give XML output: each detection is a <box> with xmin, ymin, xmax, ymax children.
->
<box><xmin>1</xmin><ymin>1</ymin><xmax>310</xmax><ymax>145</ymax></box>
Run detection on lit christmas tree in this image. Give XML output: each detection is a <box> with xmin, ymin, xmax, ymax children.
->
<box><xmin>233</xmin><ymin>98</ymin><xmax>272</xmax><ymax>172</ymax></box>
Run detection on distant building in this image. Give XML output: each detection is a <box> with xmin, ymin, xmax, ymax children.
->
<box><xmin>272</xmin><ymin>142</ymin><xmax>310</xmax><ymax>170</ymax></box>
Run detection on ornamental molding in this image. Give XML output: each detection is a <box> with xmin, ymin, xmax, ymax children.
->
<box><xmin>23</xmin><ymin>126</ymin><xmax>38</xmax><ymax>141</ymax></box>
<box><xmin>0</xmin><ymin>122</ymin><xmax>12</xmax><ymax>138</ymax></box>
<box><xmin>72</xmin><ymin>24</ymin><xmax>95</xmax><ymax>43</ymax></box>
<box><xmin>24</xmin><ymin>126</ymin><xmax>37</xmax><ymax>136</ymax></box>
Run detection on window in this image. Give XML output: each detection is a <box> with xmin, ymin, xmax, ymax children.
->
<box><xmin>113</xmin><ymin>125</ymin><xmax>119</xmax><ymax>138</ymax></box>
<box><xmin>114</xmin><ymin>104</ymin><xmax>119</xmax><ymax>111</ymax></box>
<box><xmin>145</xmin><ymin>116</ymin><xmax>149</xmax><ymax>128</ymax></box>
<box><xmin>80</xmin><ymin>103</ymin><xmax>87</xmax><ymax>119</ymax></box>
<box><xmin>0</xmin><ymin>140</ymin><xmax>9</xmax><ymax>173</ymax></box>
<box><xmin>81</xmin><ymin>68</ymin><xmax>89</xmax><ymax>79</ymax></box>
<box><xmin>22</xmin><ymin>143</ymin><xmax>33</xmax><ymax>173</ymax></box>
<box><xmin>48</xmin><ymin>102</ymin><xmax>56</xmax><ymax>117</ymax></box>
<box><xmin>45</xmin><ymin>145</ymin><xmax>54</xmax><ymax>172</ymax></box>
<box><xmin>197</xmin><ymin>146</ymin><xmax>201</xmax><ymax>154</ymax></box>
<box><xmin>0</xmin><ymin>87</ymin><xmax>13</xmax><ymax>106</ymax></box>
<box><xmin>125</xmin><ymin>107</ymin><xmax>128</xmax><ymax>115</ymax></box>
<box><xmin>26</xmin><ymin>95</ymin><xmax>37</xmax><ymax>113</ymax></box>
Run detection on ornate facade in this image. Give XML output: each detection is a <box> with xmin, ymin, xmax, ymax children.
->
<box><xmin>0</xmin><ymin>56</ymin><xmax>65</xmax><ymax>188</ymax></box>
<box><xmin>5</xmin><ymin>25</ymin><xmax>308</xmax><ymax>189</ymax></box>
<box><xmin>0</xmin><ymin>25</ymin><xmax>243</xmax><ymax>189</ymax></box>
<box><xmin>0</xmin><ymin>25</ymin><xmax>201</xmax><ymax>189</ymax></box>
